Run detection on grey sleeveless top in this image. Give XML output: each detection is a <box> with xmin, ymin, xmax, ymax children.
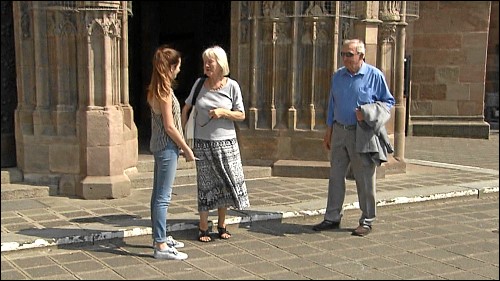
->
<box><xmin>149</xmin><ymin>92</ymin><xmax>183</xmax><ymax>153</ymax></box>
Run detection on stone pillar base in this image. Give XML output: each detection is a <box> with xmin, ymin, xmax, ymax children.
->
<box><xmin>410</xmin><ymin>117</ymin><xmax>490</xmax><ymax>139</ymax></box>
<box><xmin>382</xmin><ymin>155</ymin><xmax>407</xmax><ymax>177</ymax></box>
<box><xmin>79</xmin><ymin>174</ymin><xmax>131</xmax><ymax>199</ymax></box>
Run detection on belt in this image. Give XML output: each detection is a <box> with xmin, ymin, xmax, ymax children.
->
<box><xmin>334</xmin><ymin>122</ymin><xmax>356</xmax><ymax>130</ymax></box>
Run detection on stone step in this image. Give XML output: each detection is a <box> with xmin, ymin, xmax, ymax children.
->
<box><xmin>3</xmin><ymin>158</ymin><xmax>341</xmax><ymax>200</ymax></box>
<box><xmin>1</xmin><ymin>167</ymin><xmax>55</xmax><ymax>201</ymax></box>
<box><xmin>128</xmin><ymin>165</ymin><xmax>273</xmax><ymax>189</ymax></box>
<box><xmin>1</xmin><ymin>168</ymin><xmax>23</xmax><ymax>184</ymax></box>
<box><xmin>272</xmin><ymin>160</ymin><xmax>330</xmax><ymax>179</ymax></box>
<box><xmin>0</xmin><ymin>165</ymin><xmax>271</xmax><ymax>201</ymax></box>
<box><xmin>137</xmin><ymin>154</ymin><xmax>196</xmax><ymax>173</ymax></box>
<box><xmin>272</xmin><ymin>159</ymin><xmax>392</xmax><ymax>179</ymax></box>
<box><xmin>1</xmin><ymin>183</ymin><xmax>57</xmax><ymax>201</ymax></box>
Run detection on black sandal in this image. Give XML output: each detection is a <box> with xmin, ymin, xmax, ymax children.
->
<box><xmin>217</xmin><ymin>226</ymin><xmax>232</xmax><ymax>239</ymax></box>
<box><xmin>198</xmin><ymin>228</ymin><xmax>212</xmax><ymax>242</ymax></box>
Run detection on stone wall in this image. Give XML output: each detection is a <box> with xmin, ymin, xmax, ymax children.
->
<box><xmin>11</xmin><ymin>1</ymin><xmax>137</xmax><ymax>199</ymax></box>
<box><xmin>407</xmin><ymin>1</ymin><xmax>492</xmax><ymax>138</ymax></box>
<box><xmin>232</xmin><ymin>2</ymin><xmax>364</xmax><ymax>164</ymax></box>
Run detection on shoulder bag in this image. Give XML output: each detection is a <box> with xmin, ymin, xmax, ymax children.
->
<box><xmin>184</xmin><ymin>77</ymin><xmax>206</xmax><ymax>148</ymax></box>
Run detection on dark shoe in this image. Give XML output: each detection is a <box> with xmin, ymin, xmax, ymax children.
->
<box><xmin>312</xmin><ymin>220</ymin><xmax>341</xmax><ymax>231</ymax></box>
<box><xmin>217</xmin><ymin>226</ymin><xmax>232</xmax><ymax>239</ymax></box>
<box><xmin>198</xmin><ymin>228</ymin><xmax>212</xmax><ymax>242</ymax></box>
<box><xmin>351</xmin><ymin>224</ymin><xmax>372</xmax><ymax>236</ymax></box>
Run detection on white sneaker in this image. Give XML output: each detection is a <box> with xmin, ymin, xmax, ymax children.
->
<box><xmin>153</xmin><ymin>246</ymin><xmax>188</xmax><ymax>260</ymax></box>
<box><xmin>166</xmin><ymin>236</ymin><xmax>185</xmax><ymax>248</ymax></box>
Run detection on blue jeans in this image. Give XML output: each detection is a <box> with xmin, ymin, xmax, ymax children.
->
<box><xmin>151</xmin><ymin>140</ymin><xmax>179</xmax><ymax>243</ymax></box>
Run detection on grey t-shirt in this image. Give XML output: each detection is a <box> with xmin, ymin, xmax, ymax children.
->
<box><xmin>185</xmin><ymin>78</ymin><xmax>244</xmax><ymax>141</ymax></box>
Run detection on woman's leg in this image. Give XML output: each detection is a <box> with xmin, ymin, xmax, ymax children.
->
<box><xmin>217</xmin><ymin>208</ymin><xmax>231</xmax><ymax>239</ymax></box>
<box><xmin>217</xmin><ymin>208</ymin><xmax>226</xmax><ymax>227</ymax></box>
<box><xmin>198</xmin><ymin>211</ymin><xmax>211</xmax><ymax>242</ymax></box>
<box><xmin>151</xmin><ymin>145</ymin><xmax>178</xmax><ymax>250</ymax></box>
<box><xmin>199</xmin><ymin>211</ymin><xmax>210</xmax><ymax>230</ymax></box>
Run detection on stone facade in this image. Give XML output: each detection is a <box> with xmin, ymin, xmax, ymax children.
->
<box><xmin>1</xmin><ymin>1</ymin><xmax>498</xmax><ymax>199</ymax></box>
<box><xmin>405</xmin><ymin>1</ymin><xmax>496</xmax><ymax>137</ymax></box>
<box><xmin>231</xmin><ymin>1</ymin><xmax>404</xmax><ymax>164</ymax></box>
<box><xmin>9</xmin><ymin>1</ymin><xmax>137</xmax><ymax>199</ymax></box>
<box><xmin>231</xmin><ymin>1</ymin><xmax>497</xmax><ymax>169</ymax></box>
<box><xmin>232</xmin><ymin>2</ymin><xmax>386</xmax><ymax>164</ymax></box>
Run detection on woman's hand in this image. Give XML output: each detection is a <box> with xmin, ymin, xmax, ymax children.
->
<box><xmin>208</xmin><ymin>108</ymin><xmax>226</xmax><ymax>119</ymax></box>
<box><xmin>182</xmin><ymin>147</ymin><xmax>197</xmax><ymax>162</ymax></box>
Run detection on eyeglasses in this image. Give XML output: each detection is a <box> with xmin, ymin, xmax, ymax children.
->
<box><xmin>340</xmin><ymin>52</ymin><xmax>356</xmax><ymax>58</ymax></box>
<box><xmin>199</xmin><ymin>117</ymin><xmax>213</xmax><ymax>127</ymax></box>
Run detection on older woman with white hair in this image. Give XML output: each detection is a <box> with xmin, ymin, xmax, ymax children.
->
<box><xmin>182</xmin><ymin>45</ymin><xmax>249</xmax><ymax>242</ymax></box>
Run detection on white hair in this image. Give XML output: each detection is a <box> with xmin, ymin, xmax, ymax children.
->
<box><xmin>343</xmin><ymin>39</ymin><xmax>365</xmax><ymax>55</ymax></box>
<box><xmin>202</xmin><ymin>46</ymin><xmax>230</xmax><ymax>76</ymax></box>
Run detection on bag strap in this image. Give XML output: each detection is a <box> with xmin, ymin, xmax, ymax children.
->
<box><xmin>191</xmin><ymin>77</ymin><xmax>206</xmax><ymax>106</ymax></box>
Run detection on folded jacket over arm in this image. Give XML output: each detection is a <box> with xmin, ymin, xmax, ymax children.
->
<box><xmin>355</xmin><ymin>101</ymin><xmax>394</xmax><ymax>166</ymax></box>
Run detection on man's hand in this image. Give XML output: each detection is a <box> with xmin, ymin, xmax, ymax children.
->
<box><xmin>355</xmin><ymin>107</ymin><xmax>364</xmax><ymax>121</ymax></box>
<box><xmin>323</xmin><ymin>134</ymin><xmax>331</xmax><ymax>151</ymax></box>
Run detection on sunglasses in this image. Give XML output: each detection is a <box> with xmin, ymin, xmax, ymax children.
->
<box><xmin>340</xmin><ymin>52</ymin><xmax>356</xmax><ymax>58</ymax></box>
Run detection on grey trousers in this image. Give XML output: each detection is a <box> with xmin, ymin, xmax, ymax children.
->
<box><xmin>324</xmin><ymin>124</ymin><xmax>377</xmax><ymax>226</ymax></box>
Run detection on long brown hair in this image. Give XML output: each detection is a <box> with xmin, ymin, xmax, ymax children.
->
<box><xmin>147</xmin><ymin>45</ymin><xmax>181</xmax><ymax>105</ymax></box>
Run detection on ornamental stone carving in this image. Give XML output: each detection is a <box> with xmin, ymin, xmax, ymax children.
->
<box><xmin>304</xmin><ymin>1</ymin><xmax>327</xmax><ymax>16</ymax></box>
<box><xmin>263</xmin><ymin>1</ymin><xmax>285</xmax><ymax>18</ymax></box>
<box><xmin>379</xmin><ymin>1</ymin><xmax>400</xmax><ymax>22</ymax></box>
<box><xmin>380</xmin><ymin>23</ymin><xmax>396</xmax><ymax>43</ymax></box>
<box><xmin>85</xmin><ymin>12</ymin><xmax>121</xmax><ymax>37</ymax></box>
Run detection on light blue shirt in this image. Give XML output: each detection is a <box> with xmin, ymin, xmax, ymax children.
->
<box><xmin>326</xmin><ymin>62</ymin><xmax>395</xmax><ymax>127</ymax></box>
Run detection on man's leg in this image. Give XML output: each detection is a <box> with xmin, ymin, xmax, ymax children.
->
<box><xmin>350</xmin><ymin>152</ymin><xmax>376</xmax><ymax>236</ymax></box>
<box><xmin>324</xmin><ymin>127</ymin><xmax>351</xmax><ymax>223</ymax></box>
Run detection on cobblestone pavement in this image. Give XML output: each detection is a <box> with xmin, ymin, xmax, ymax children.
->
<box><xmin>2</xmin><ymin>193</ymin><xmax>498</xmax><ymax>280</ymax></box>
<box><xmin>1</xmin><ymin>132</ymin><xmax>499</xmax><ymax>279</ymax></box>
<box><xmin>405</xmin><ymin>132</ymin><xmax>499</xmax><ymax>171</ymax></box>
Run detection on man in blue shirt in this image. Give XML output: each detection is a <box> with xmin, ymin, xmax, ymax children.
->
<box><xmin>313</xmin><ymin>39</ymin><xmax>395</xmax><ymax>236</ymax></box>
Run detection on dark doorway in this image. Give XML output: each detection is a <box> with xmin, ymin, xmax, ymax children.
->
<box><xmin>1</xmin><ymin>1</ymin><xmax>17</xmax><ymax>167</ymax></box>
<box><xmin>128</xmin><ymin>1</ymin><xmax>231</xmax><ymax>152</ymax></box>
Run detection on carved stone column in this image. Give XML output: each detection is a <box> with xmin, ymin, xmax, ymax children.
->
<box><xmin>393</xmin><ymin>2</ymin><xmax>407</xmax><ymax>161</ymax></box>
<box><xmin>120</xmin><ymin>1</ymin><xmax>137</xmax><ymax>171</ymax></box>
<box><xmin>287</xmin><ymin>1</ymin><xmax>301</xmax><ymax>131</ymax></box>
<box><xmin>304</xmin><ymin>16</ymin><xmax>322</xmax><ymax>131</ymax></box>
<box><xmin>378</xmin><ymin>24</ymin><xmax>396</xmax><ymax>89</ymax></box>
<box><xmin>75</xmin><ymin>4</ymin><xmax>135</xmax><ymax>199</ymax></box>
<box><xmin>12</xmin><ymin>1</ymin><xmax>136</xmax><ymax>199</ymax></box>
<box><xmin>248</xmin><ymin>2</ymin><xmax>260</xmax><ymax>130</ymax></box>
<box><xmin>354</xmin><ymin>1</ymin><xmax>382</xmax><ymax>66</ymax></box>
<box><xmin>264</xmin><ymin>17</ymin><xmax>280</xmax><ymax>130</ymax></box>
<box><xmin>378</xmin><ymin>1</ymin><xmax>400</xmax><ymax>88</ymax></box>
<box><xmin>377</xmin><ymin>1</ymin><xmax>406</xmax><ymax>171</ymax></box>
<box><xmin>379</xmin><ymin>1</ymin><xmax>401</xmax><ymax>22</ymax></box>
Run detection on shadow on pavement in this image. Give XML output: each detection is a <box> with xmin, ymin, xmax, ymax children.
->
<box><xmin>237</xmin><ymin>217</ymin><xmax>355</xmax><ymax>236</ymax></box>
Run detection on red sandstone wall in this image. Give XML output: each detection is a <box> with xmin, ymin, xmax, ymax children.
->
<box><xmin>407</xmin><ymin>1</ymin><xmax>494</xmax><ymax>117</ymax></box>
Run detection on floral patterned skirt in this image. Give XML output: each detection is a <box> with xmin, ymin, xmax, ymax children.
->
<box><xmin>193</xmin><ymin>138</ymin><xmax>250</xmax><ymax>212</ymax></box>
